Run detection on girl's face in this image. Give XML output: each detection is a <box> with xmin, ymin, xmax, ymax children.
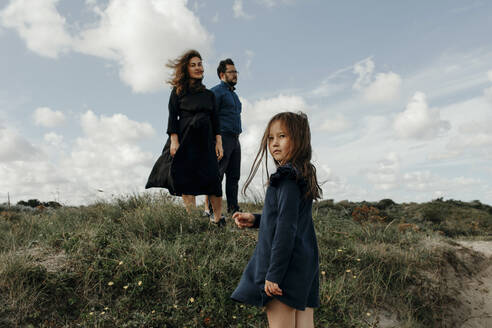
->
<box><xmin>268</xmin><ymin>120</ymin><xmax>292</xmax><ymax>165</ymax></box>
<box><xmin>188</xmin><ymin>56</ymin><xmax>204</xmax><ymax>79</ymax></box>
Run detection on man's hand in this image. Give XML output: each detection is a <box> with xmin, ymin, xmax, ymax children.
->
<box><xmin>264</xmin><ymin>280</ymin><xmax>283</xmax><ymax>297</ymax></box>
<box><xmin>215</xmin><ymin>143</ymin><xmax>223</xmax><ymax>161</ymax></box>
<box><xmin>215</xmin><ymin>135</ymin><xmax>223</xmax><ymax>161</ymax></box>
<box><xmin>233</xmin><ymin>212</ymin><xmax>255</xmax><ymax>228</ymax></box>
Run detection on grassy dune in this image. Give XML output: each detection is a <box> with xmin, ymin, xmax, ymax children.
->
<box><xmin>0</xmin><ymin>195</ymin><xmax>491</xmax><ymax>327</ymax></box>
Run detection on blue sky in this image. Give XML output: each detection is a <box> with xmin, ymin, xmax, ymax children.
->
<box><xmin>1</xmin><ymin>0</ymin><xmax>492</xmax><ymax>205</ymax></box>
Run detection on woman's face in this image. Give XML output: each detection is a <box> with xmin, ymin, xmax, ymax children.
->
<box><xmin>268</xmin><ymin>120</ymin><xmax>292</xmax><ymax>165</ymax></box>
<box><xmin>188</xmin><ymin>56</ymin><xmax>204</xmax><ymax>79</ymax></box>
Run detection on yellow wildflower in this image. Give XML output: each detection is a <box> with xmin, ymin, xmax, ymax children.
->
<box><xmin>104</xmin><ymin>307</ymin><xmax>109</xmax><ymax>310</ymax></box>
<box><xmin>138</xmin><ymin>281</ymin><xmax>142</xmax><ymax>286</ymax></box>
<box><xmin>321</xmin><ymin>271</ymin><xmax>326</xmax><ymax>276</ymax></box>
<box><xmin>108</xmin><ymin>281</ymin><xmax>114</xmax><ymax>286</ymax></box>
<box><xmin>356</xmin><ymin>258</ymin><xmax>361</xmax><ymax>262</ymax></box>
<box><xmin>353</xmin><ymin>275</ymin><xmax>357</xmax><ymax>279</ymax></box>
<box><xmin>366</xmin><ymin>312</ymin><xmax>371</xmax><ymax>317</ymax></box>
<box><xmin>189</xmin><ymin>297</ymin><xmax>195</xmax><ymax>303</ymax></box>
<box><xmin>89</xmin><ymin>312</ymin><xmax>94</xmax><ymax>316</ymax></box>
<box><xmin>337</xmin><ymin>249</ymin><xmax>343</xmax><ymax>252</ymax></box>
<box><xmin>152</xmin><ymin>310</ymin><xmax>155</xmax><ymax>314</ymax></box>
<box><xmin>101</xmin><ymin>311</ymin><xmax>105</xmax><ymax>315</ymax></box>
<box><xmin>118</xmin><ymin>261</ymin><xmax>123</xmax><ymax>265</ymax></box>
<box><xmin>123</xmin><ymin>285</ymin><xmax>129</xmax><ymax>290</ymax></box>
<box><xmin>346</xmin><ymin>269</ymin><xmax>351</xmax><ymax>273</ymax></box>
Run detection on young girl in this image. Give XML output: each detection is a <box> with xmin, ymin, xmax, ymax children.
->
<box><xmin>231</xmin><ymin>112</ymin><xmax>322</xmax><ymax>328</ymax></box>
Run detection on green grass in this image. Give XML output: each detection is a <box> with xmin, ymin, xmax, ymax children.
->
<box><xmin>0</xmin><ymin>195</ymin><xmax>490</xmax><ymax>327</ymax></box>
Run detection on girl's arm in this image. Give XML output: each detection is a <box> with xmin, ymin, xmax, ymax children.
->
<box><xmin>265</xmin><ymin>179</ymin><xmax>300</xmax><ymax>285</ymax></box>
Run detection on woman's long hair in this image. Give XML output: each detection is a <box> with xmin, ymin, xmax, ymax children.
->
<box><xmin>243</xmin><ymin>111</ymin><xmax>322</xmax><ymax>200</ymax></box>
<box><xmin>166</xmin><ymin>49</ymin><xmax>205</xmax><ymax>95</ymax></box>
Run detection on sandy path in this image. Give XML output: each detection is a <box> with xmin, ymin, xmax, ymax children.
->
<box><xmin>456</xmin><ymin>241</ymin><xmax>492</xmax><ymax>328</ymax></box>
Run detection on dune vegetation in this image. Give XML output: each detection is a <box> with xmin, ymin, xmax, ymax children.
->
<box><xmin>0</xmin><ymin>194</ymin><xmax>491</xmax><ymax>327</ymax></box>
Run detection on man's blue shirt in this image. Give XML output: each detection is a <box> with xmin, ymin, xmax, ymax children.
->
<box><xmin>211</xmin><ymin>81</ymin><xmax>242</xmax><ymax>135</ymax></box>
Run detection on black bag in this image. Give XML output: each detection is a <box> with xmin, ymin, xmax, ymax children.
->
<box><xmin>145</xmin><ymin>137</ymin><xmax>175</xmax><ymax>193</ymax></box>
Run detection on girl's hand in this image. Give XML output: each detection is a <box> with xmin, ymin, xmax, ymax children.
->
<box><xmin>233</xmin><ymin>212</ymin><xmax>255</xmax><ymax>228</ymax></box>
<box><xmin>264</xmin><ymin>280</ymin><xmax>283</xmax><ymax>297</ymax></box>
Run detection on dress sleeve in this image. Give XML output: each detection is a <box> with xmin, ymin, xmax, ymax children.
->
<box><xmin>265</xmin><ymin>178</ymin><xmax>300</xmax><ymax>284</ymax></box>
<box><xmin>166</xmin><ymin>88</ymin><xmax>179</xmax><ymax>135</ymax></box>
<box><xmin>210</xmin><ymin>91</ymin><xmax>220</xmax><ymax>136</ymax></box>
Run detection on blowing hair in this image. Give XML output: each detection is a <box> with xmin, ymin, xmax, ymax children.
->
<box><xmin>243</xmin><ymin>111</ymin><xmax>322</xmax><ymax>200</ymax></box>
<box><xmin>217</xmin><ymin>58</ymin><xmax>235</xmax><ymax>78</ymax></box>
<box><xmin>167</xmin><ymin>49</ymin><xmax>205</xmax><ymax>96</ymax></box>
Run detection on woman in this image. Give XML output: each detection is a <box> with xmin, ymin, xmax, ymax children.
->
<box><xmin>146</xmin><ymin>50</ymin><xmax>225</xmax><ymax>225</ymax></box>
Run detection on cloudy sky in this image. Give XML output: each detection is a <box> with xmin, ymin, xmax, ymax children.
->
<box><xmin>1</xmin><ymin>0</ymin><xmax>491</xmax><ymax>205</ymax></box>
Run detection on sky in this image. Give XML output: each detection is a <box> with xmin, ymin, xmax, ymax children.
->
<box><xmin>1</xmin><ymin>0</ymin><xmax>492</xmax><ymax>205</ymax></box>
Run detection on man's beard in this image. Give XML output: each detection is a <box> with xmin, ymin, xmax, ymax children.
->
<box><xmin>226</xmin><ymin>79</ymin><xmax>237</xmax><ymax>87</ymax></box>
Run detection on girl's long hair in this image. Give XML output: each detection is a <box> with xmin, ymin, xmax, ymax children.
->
<box><xmin>166</xmin><ymin>49</ymin><xmax>205</xmax><ymax>95</ymax></box>
<box><xmin>243</xmin><ymin>111</ymin><xmax>322</xmax><ymax>200</ymax></box>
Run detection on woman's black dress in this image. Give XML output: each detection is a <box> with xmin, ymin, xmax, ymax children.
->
<box><xmin>146</xmin><ymin>87</ymin><xmax>222</xmax><ymax>196</ymax></box>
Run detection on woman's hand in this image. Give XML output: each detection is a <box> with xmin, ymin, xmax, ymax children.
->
<box><xmin>233</xmin><ymin>212</ymin><xmax>255</xmax><ymax>228</ymax></box>
<box><xmin>170</xmin><ymin>134</ymin><xmax>179</xmax><ymax>157</ymax></box>
<box><xmin>264</xmin><ymin>280</ymin><xmax>283</xmax><ymax>297</ymax></box>
<box><xmin>215</xmin><ymin>135</ymin><xmax>223</xmax><ymax>161</ymax></box>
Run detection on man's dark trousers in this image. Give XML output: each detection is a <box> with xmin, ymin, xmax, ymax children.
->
<box><xmin>219</xmin><ymin>133</ymin><xmax>241</xmax><ymax>213</ymax></box>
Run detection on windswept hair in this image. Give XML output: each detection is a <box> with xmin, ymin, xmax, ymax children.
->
<box><xmin>243</xmin><ymin>111</ymin><xmax>322</xmax><ymax>200</ymax></box>
<box><xmin>166</xmin><ymin>49</ymin><xmax>205</xmax><ymax>96</ymax></box>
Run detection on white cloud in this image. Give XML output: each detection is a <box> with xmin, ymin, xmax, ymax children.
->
<box><xmin>365</xmin><ymin>152</ymin><xmax>400</xmax><ymax>190</ymax></box>
<box><xmin>256</xmin><ymin>0</ymin><xmax>295</xmax><ymax>7</ymax></box>
<box><xmin>233</xmin><ymin>0</ymin><xmax>252</xmax><ymax>19</ymax></box>
<box><xmin>363</xmin><ymin>72</ymin><xmax>402</xmax><ymax>103</ymax></box>
<box><xmin>320</xmin><ymin>114</ymin><xmax>350</xmax><ymax>133</ymax></box>
<box><xmin>33</xmin><ymin>106</ymin><xmax>66</xmax><ymax>127</ymax></box>
<box><xmin>245</xmin><ymin>49</ymin><xmax>255</xmax><ymax>74</ymax></box>
<box><xmin>1</xmin><ymin>0</ymin><xmax>213</xmax><ymax>93</ymax></box>
<box><xmin>353</xmin><ymin>57</ymin><xmax>374</xmax><ymax>90</ymax></box>
<box><xmin>451</xmin><ymin>120</ymin><xmax>492</xmax><ymax>149</ymax></box>
<box><xmin>0</xmin><ymin>0</ymin><xmax>72</xmax><ymax>58</ymax></box>
<box><xmin>488</xmin><ymin>70</ymin><xmax>492</xmax><ymax>82</ymax></box>
<box><xmin>351</xmin><ymin>58</ymin><xmax>402</xmax><ymax>103</ymax></box>
<box><xmin>242</xmin><ymin>94</ymin><xmax>308</xmax><ymax>126</ymax></box>
<box><xmin>403</xmin><ymin>170</ymin><xmax>481</xmax><ymax>194</ymax></box>
<box><xmin>0</xmin><ymin>125</ymin><xmax>39</xmax><ymax>162</ymax></box>
<box><xmin>75</xmin><ymin>0</ymin><xmax>213</xmax><ymax>93</ymax></box>
<box><xmin>212</xmin><ymin>12</ymin><xmax>219</xmax><ymax>23</ymax></box>
<box><xmin>484</xmin><ymin>86</ymin><xmax>492</xmax><ymax>103</ymax></box>
<box><xmin>44</xmin><ymin>132</ymin><xmax>64</xmax><ymax>148</ymax></box>
<box><xmin>80</xmin><ymin>110</ymin><xmax>154</xmax><ymax>144</ymax></box>
<box><xmin>1</xmin><ymin>112</ymin><xmax>157</xmax><ymax>204</ymax></box>
<box><xmin>393</xmin><ymin>92</ymin><xmax>450</xmax><ymax>139</ymax></box>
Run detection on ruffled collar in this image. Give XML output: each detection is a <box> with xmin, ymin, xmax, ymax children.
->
<box><xmin>269</xmin><ymin>163</ymin><xmax>307</xmax><ymax>191</ymax></box>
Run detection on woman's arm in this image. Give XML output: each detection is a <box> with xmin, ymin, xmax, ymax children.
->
<box><xmin>166</xmin><ymin>89</ymin><xmax>180</xmax><ymax>156</ymax></box>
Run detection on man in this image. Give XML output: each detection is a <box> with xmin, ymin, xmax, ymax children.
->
<box><xmin>205</xmin><ymin>58</ymin><xmax>242</xmax><ymax>216</ymax></box>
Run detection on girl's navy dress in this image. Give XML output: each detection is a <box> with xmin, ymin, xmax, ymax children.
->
<box><xmin>231</xmin><ymin>164</ymin><xmax>320</xmax><ymax>311</ymax></box>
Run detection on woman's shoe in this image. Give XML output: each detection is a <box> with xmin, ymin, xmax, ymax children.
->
<box><xmin>210</xmin><ymin>214</ymin><xmax>226</xmax><ymax>227</ymax></box>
